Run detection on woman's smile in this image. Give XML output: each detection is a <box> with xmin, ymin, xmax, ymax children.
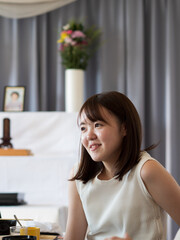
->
<box><xmin>89</xmin><ymin>143</ymin><xmax>101</xmax><ymax>151</ymax></box>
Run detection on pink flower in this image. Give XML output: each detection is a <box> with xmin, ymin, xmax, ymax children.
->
<box><xmin>71</xmin><ymin>30</ymin><xmax>86</xmax><ymax>39</ymax></box>
<box><xmin>66</xmin><ymin>30</ymin><xmax>73</xmax><ymax>35</ymax></box>
<box><xmin>64</xmin><ymin>37</ymin><xmax>76</xmax><ymax>46</ymax></box>
<box><xmin>61</xmin><ymin>30</ymin><xmax>73</xmax><ymax>35</ymax></box>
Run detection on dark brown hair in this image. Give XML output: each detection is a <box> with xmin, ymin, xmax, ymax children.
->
<box><xmin>71</xmin><ymin>91</ymin><xmax>142</xmax><ymax>183</ymax></box>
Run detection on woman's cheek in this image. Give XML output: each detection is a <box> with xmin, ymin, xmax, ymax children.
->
<box><xmin>81</xmin><ymin>134</ymin><xmax>87</xmax><ymax>147</ymax></box>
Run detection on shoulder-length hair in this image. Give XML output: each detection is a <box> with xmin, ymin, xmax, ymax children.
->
<box><xmin>70</xmin><ymin>91</ymin><xmax>142</xmax><ymax>183</ymax></box>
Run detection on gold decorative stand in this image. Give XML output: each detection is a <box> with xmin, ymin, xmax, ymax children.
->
<box><xmin>0</xmin><ymin>149</ymin><xmax>32</xmax><ymax>156</ymax></box>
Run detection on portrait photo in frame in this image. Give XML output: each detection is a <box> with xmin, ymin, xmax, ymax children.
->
<box><xmin>3</xmin><ymin>86</ymin><xmax>25</xmax><ymax>112</ymax></box>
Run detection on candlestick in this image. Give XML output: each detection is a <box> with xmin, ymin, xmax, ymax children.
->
<box><xmin>0</xmin><ymin>118</ymin><xmax>13</xmax><ymax>149</ymax></box>
<box><xmin>3</xmin><ymin>118</ymin><xmax>10</xmax><ymax>139</ymax></box>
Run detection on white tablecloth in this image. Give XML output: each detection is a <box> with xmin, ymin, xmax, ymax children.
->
<box><xmin>0</xmin><ymin>111</ymin><xmax>80</xmax><ymax>157</ymax></box>
<box><xmin>0</xmin><ymin>111</ymin><xmax>80</xmax><ymax>204</ymax></box>
<box><xmin>0</xmin><ymin>155</ymin><xmax>77</xmax><ymax>205</ymax></box>
<box><xmin>0</xmin><ymin>112</ymin><xmax>81</xmax><ymax>232</ymax></box>
<box><xmin>0</xmin><ymin>154</ymin><xmax>76</xmax><ymax>232</ymax></box>
<box><xmin>0</xmin><ymin>204</ymin><xmax>68</xmax><ymax>232</ymax></box>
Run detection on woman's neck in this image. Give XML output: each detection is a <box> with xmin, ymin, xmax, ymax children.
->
<box><xmin>98</xmin><ymin>165</ymin><xmax>115</xmax><ymax>180</ymax></box>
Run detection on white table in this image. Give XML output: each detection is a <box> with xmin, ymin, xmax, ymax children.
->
<box><xmin>0</xmin><ymin>204</ymin><xmax>68</xmax><ymax>232</ymax></box>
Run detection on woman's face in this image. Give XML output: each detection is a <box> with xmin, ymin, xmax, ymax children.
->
<box><xmin>80</xmin><ymin>107</ymin><xmax>126</xmax><ymax>165</ymax></box>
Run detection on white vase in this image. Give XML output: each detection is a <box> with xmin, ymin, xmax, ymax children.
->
<box><xmin>65</xmin><ymin>69</ymin><xmax>85</xmax><ymax>112</ymax></box>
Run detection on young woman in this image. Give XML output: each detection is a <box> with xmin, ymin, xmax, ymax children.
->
<box><xmin>64</xmin><ymin>91</ymin><xmax>180</xmax><ymax>240</ymax></box>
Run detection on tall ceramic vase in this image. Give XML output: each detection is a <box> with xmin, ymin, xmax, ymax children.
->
<box><xmin>65</xmin><ymin>69</ymin><xmax>85</xmax><ymax>112</ymax></box>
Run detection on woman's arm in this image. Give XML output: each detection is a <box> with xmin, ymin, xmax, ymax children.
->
<box><xmin>64</xmin><ymin>170</ymin><xmax>88</xmax><ymax>240</ymax></box>
<box><xmin>141</xmin><ymin>160</ymin><xmax>180</xmax><ymax>226</ymax></box>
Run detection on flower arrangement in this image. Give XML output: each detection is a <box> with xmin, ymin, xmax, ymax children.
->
<box><xmin>57</xmin><ymin>20</ymin><xmax>101</xmax><ymax>70</ymax></box>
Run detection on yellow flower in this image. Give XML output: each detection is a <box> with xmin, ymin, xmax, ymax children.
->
<box><xmin>57</xmin><ymin>32</ymin><xmax>69</xmax><ymax>43</ymax></box>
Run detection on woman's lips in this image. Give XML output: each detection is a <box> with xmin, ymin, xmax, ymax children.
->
<box><xmin>89</xmin><ymin>144</ymin><xmax>101</xmax><ymax>151</ymax></box>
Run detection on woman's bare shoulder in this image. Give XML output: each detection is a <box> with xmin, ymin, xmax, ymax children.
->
<box><xmin>140</xmin><ymin>159</ymin><xmax>165</xmax><ymax>182</ymax></box>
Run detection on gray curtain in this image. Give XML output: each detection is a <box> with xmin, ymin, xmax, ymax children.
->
<box><xmin>0</xmin><ymin>0</ymin><xmax>180</xmax><ymax>239</ymax></box>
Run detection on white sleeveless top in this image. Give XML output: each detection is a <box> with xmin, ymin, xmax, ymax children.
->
<box><xmin>75</xmin><ymin>151</ymin><xmax>167</xmax><ymax>240</ymax></box>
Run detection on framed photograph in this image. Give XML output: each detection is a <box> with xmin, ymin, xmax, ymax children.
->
<box><xmin>3</xmin><ymin>86</ymin><xmax>25</xmax><ymax>112</ymax></box>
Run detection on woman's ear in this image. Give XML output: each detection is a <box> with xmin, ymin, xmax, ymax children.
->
<box><xmin>121</xmin><ymin>123</ymin><xmax>127</xmax><ymax>137</ymax></box>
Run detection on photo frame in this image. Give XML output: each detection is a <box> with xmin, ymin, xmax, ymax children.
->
<box><xmin>3</xmin><ymin>86</ymin><xmax>25</xmax><ymax>112</ymax></box>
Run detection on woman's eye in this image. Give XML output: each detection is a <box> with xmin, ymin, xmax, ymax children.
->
<box><xmin>95</xmin><ymin>122</ymin><xmax>102</xmax><ymax>127</ymax></box>
<box><xmin>80</xmin><ymin>126</ymin><xmax>86</xmax><ymax>131</ymax></box>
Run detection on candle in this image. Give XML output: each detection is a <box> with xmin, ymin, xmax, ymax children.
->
<box><xmin>3</xmin><ymin>118</ymin><xmax>10</xmax><ymax>139</ymax></box>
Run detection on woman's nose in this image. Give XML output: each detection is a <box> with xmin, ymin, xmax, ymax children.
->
<box><xmin>86</xmin><ymin>129</ymin><xmax>97</xmax><ymax>140</ymax></box>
